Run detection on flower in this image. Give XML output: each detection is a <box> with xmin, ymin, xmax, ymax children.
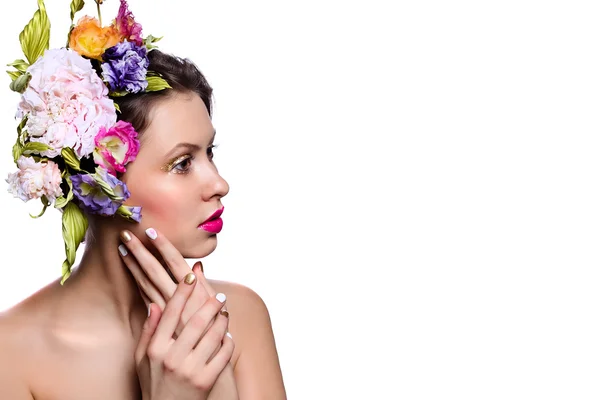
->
<box><xmin>93</xmin><ymin>120</ymin><xmax>140</xmax><ymax>175</ymax></box>
<box><xmin>6</xmin><ymin>156</ymin><xmax>63</xmax><ymax>203</ymax></box>
<box><xmin>120</xmin><ymin>205</ymin><xmax>142</xmax><ymax>222</ymax></box>
<box><xmin>101</xmin><ymin>41</ymin><xmax>149</xmax><ymax>93</ymax></box>
<box><xmin>71</xmin><ymin>168</ymin><xmax>130</xmax><ymax>216</ymax></box>
<box><xmin>113</xmin><ymin>0</ymin><xmax>144</xmax><ymax>46</ymax></box>
<box><xmin>69</xmin><ymin>16</ymin><xmax>120</xmax><ymax>60</ymax></box>
<box><xmin>127</xmin><ymin>206</ymin><xmax>142</xmax><ymax>222</ymax></box>
<box><xmin>16</xmin><ymin>48</ymin><xmax>117</xmax><ymax>159</ymax></box>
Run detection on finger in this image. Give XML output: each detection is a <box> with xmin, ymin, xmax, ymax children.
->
<box><xmin>203</xmin><ymin>332</ymin><xmax>235</xmax><ymax>379</ymax></box>
<box><xmin>120</xmin><ymin>230</ymin><xmax>177</xmax><ymax>299</ymax></box>
<box><xmin>192</xmin><ymin>261</ymin><xmax>215</xmax><ymax>297</ymax></box>
<box><xmin>206</xmin><ymin>308</ymin><xmax>230</xmax><ymax>363</ymax></box>
<box><xmin>192</xmin><ymin>311</ymin><xmax>229</xmax><ymax>364</ymax></box>
<box><xmin>119</xmin><ymin>243</ymin><xmax>165</xmax><ymax>307</ymax></box>
<box><xmin>173</xmin><ymin>261</ymin><xmax>214</xmax><ymax>337</ymax></box>
<box><xmin>191</xmin><ymin>261</ymin><xmax>228</xmax><ymax>319</ymax></box>
<box><xmin>134</xmin><ymin>303</ymin><xmax>162</xmax><ymax>364</ymax></box>
<box><xmin>143</xmin><ymin>227</ymin><xmax>194</xmax><ymax>283</ymax></box>
<box><xmin>186</xmin><ymin>262</ymin><xmax>228</xmax><ymax>337</ymax></box>
<box><xmin>137</xmin><ymin>285</ymin><xmax>162</xmax><ymax>311</ymax></box>
<box><xmin>167</xmin><ymin>293</ymin><xmax>227</xmax><ymax>364</ymax></box>
<box><xmin>151</xmin><ymin>272</ymin><xmax>198</xmax><ymax>348</ymax></box>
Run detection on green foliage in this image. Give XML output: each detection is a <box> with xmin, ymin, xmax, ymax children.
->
<box><xmin>60</xmin><ymin>202</ymin><xmax>88</xmax><ymax>284</ymax></box>
<box><xmin>19</xmin><ymin>0</ymin><xmax>51</xmax><ymax>65</ymax></box>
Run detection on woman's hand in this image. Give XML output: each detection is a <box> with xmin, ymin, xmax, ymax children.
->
<box><xmin>136</xmin><ymin>272</ymin><xmax>234</xmax><ymax>400</ymax></box>
<box><xmin>119</xmin><ymin>228</ymin><xmax>223</xmax><ymax>338</ymax></box>
<box><xmin>120</xmin><ymin>228</ymin><xmax>239</xmax><ymax>399</ymax></box>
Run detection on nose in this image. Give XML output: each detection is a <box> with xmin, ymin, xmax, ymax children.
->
<box><xmin>200</xmin><ymin>162</ymin><xmax>229</xmax><ymax>201</ymax></box>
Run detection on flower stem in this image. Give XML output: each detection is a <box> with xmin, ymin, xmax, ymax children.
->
<box><xmin>97</xmin><ymin>2</ymin><xmax>102</xmax><ymax>26</ymax></box>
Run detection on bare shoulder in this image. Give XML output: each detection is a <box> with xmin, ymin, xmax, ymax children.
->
<box><xmin>206</xmin><ymin>279</ymin><xmax>274</xmax><ymax>340</ymax></box>
<box><xmin>206</xmin><ymin>279</ymin><xmax>286</xmax><ymax>398</ymax></box>
<box><xmin>207</xmin><ymin>279</ymin><xmax>270</xmax><ymax>316</ymax></box>
<box><xmin>0</xmin><ymin>306</ymin><xmax>38</xmax><ymax>399</ymax></box>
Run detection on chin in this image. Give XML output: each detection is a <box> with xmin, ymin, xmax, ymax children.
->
<box><xmin>182</xmin><ymin>235</ymin><xmax>218</xmax><ymax>258</ymax></box>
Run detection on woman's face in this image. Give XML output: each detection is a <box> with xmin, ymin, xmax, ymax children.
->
<box><xmin>121</xmin><ymin>91</ymin><xmax>229</xmax><ymax>258</ymax></box>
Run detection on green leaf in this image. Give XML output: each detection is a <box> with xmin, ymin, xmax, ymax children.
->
<box><xmin>113</xmin><ymin>102</ymin><xmax>121</xmax><ymax>113</ymax></box>
<box><xmin>13</xmin><ymin>116</ymin><xmax>30</xmax><ymax>161</ymax></box>
<box><xmin>108</xmin><ymin>90</ymin><xmax>129</xmax><ymax>97</ymax></box>
<box><xmin>7</xmin><ymin>59</ymin><xmax>29</xmax><ymax>73</ymax></box>
<box><xmin>29</xmin><ymin>196</ymin><xmax>49</xmax><ymax>218</ymax></box>
<box><xmin>17</xmin><ymin>116</ymin><xmax>28</xmax><ymax>144</ymax></box>
<box><xmin>19</xmin><ymin>0</ymin><xmax>51</xmax><ymax>65</ymax></box>
<box><xmin>12</xmin><ymin>140</ymin><xmax>24</xmax><ymax>164</ymax></box>
<box><xmin>143</xmin><ymin>34</ymin><xmax>163</xmax><ymax>50</ymax></box>
<box><xmin>61</xmin><ymin>147</ymin><xmax>81</xmax><ymax>171</ymax></box>
<box><xmin>21</xmin><ymin>141</ymin><xmax>52</xmax><ymax>156</ymax></box>
<box><xmin>92</xmin><ymin>168</ymin><xmax>126</xmax><ymax>202</ymax></box>
<box><xmin>69</xmin><ymin>0</ymin><xmax>85</xmax><ymax>24</ymax></box>
<box><xmin>60</xmin><ymin>202</ymin><xmax>88</xmax><ymax>285</ymax></box>
<box><xmin>146</xmin><ymin>75</ymin><xmax>171</xmax><ymax>92</ymax></box>
<box><xmin>65</xmin><ymin>175</ymin><xmax>74</xmax><ymax>203</ymax></box>
<box><xmin>54</xmin><ymin>196</ymin><xmax>68</xmax><ymax>209</ymax></box>
<box><xmin>7</xmin><ymin>70</ymin><xmax>22</xmax><ymax>81</ymax></box>
<box><xmin>17</xmin><ymin>116</ymin><xmax>27</xmax><ymax>135</ymax></box>
<box><xmin>54</xmin><ymin>175</ymin><xmax>74</xmax><ymax>210</ymax></box>
<box><xmin>9</xmin><ymin>72</ymin><xmax>31</xmax><ymax>93</ymax></box>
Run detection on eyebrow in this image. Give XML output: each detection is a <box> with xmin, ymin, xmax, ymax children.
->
<box><xmin>164</xmin><ymin>130</ymin><xmax>216</xmax><ymax>159</ymax></box>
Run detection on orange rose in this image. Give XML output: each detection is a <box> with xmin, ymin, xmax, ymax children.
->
<box><xmin>69</xmin><ymin>16</ymin><xmax>121</xmax><ymax>60</ymax></box>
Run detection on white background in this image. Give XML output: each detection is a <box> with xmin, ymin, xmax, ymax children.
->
<box><xmin>1</xmin><ymin>0</ymin><xmax>599</xmax><ymax>398</ymax></box>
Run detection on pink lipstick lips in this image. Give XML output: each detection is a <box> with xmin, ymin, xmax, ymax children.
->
<box><xmin>198</xmin><ymin>206</ymin><xmax>224</xmax><ymax>233</ymax></box>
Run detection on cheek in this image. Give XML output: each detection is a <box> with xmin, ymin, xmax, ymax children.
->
<box><xmin>126</xmin><ymin>179</ymin><xmax>186</xmax><ymax>228</ymax></box>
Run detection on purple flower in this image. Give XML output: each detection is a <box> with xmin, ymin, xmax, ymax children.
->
<box><xmin>129</xmin><ymin>206</ymin><xmax>142</xmax><ymax>222</ymax></box>
<box><xmin>101</xmin><ymin>41</ymin><xmax>149</xmax><ymax>93</ymax></box>
<box><xmin>121</xmin><ymin>206</ymin><xmax>142</xmax><ymax>222</ymax></box>
<box><xmin>70</xmin><ymin>168</ymin><xmax>130</xmax><ymax>216</ymax></box>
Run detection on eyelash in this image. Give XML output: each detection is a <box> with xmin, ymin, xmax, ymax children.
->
<box><xmin>169</xmin><ymin>144</ymin><xmax>219</xmax><ymax>174</ymax></box>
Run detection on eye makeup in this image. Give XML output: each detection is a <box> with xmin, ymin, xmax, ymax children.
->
<box><xmin>162</xmin><ymin>154</ymin><xmax>193</xmax><ymax>173</ymax></box>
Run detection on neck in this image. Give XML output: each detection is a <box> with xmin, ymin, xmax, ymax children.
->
<box><xmin>62</xmin><ymin>226</ymin><xmax>146</xmax><ymax>329</ymax></box>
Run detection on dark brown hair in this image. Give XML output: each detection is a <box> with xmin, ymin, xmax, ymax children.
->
<box><xmin>114</xmin><ymin>50</ymin><xmax>214</xmax><ymax>135</ymax></box>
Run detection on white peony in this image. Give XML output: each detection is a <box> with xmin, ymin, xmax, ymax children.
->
<box><xmin>16</xmin><ymin>48</ymin><xmax>117</xmax><ymax>158</ymax></box>
<box><xmin>6</xmin><ymin>156</ymin><xmax>64</xmax><ymax>202</ymax></box>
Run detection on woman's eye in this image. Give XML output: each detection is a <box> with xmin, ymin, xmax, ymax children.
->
<box><xmin>172</xmin><ymin>156</ymin><xmax>193</xmax><ymax>173</ymax></box>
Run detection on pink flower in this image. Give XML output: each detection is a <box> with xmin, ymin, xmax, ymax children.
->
<box><xmin>16</xmin><ymin>48</ymin><xmax>117</xmax><ymax>159</ymax></box>
<box><xmin>114</xmin><ymin>0</ymin><xmax>144</xmax><ymax>46</ymax></box>
<box><xmin>93</xmin><ymin>120</ymin><xmax>140</xmax><ymax>175</ymax></box>
<box><xmin>6</xmin><ymin>156</ymin><xmax>63</xmax><ymax>203</ymax></box>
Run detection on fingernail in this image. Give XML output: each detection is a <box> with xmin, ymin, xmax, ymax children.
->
<box><xmin>216</xmin><ymin>293</ymin><xmax>226</xmax><ymax>303</ymax></box>
<box><xmin>193</xmin><ymin>261</ymin><xmax>204</xmax><ymax>274</ymax></box>
<box><xmin>220</xmin><ymin>309</ymin><xmax>229</xmax><ymax>318</ymax></box>
<box><xmin>120</xmin><ymin>230</ymin><xmax>132</xmax><ymax>243</ymax></box>
<box><xmin>148</xmin><ymin>303</ymin><xmax>152</xmax><ymax>318</ymax></box>
<box><xmin>145</xmin><ymin>228</ymin><xmax>157</xmax><ymax>240</ymax></box>
<box><xmin>184</xmin><ymin>272</ymin><xmax>196</xmax><ymax>285</ymax></box>
<box><xmin>226</xmin><ymin>332</ymin><xmax>232</xmax><ymax>339</ymax></box>
<box><xmin>118</xmin><ymin>244</ymin><xmax>128</xmax><ymax>256</ymax></box>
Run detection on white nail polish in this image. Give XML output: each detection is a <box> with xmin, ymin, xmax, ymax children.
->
<box><xmin>118</xmin><ymin>244</ymin><xmax>128</xmax><ymax>256</ymax></box>
<box><xmin>145</xmin><ymin>228</ymin><xmax>157</xmax><ymax>240</ymax></box>
<box><xmin>216</xmin><ymin>293</ymin><xmax>226</xmax><ymax>303</ymax></box>
<box><xmin>226</xmin><ymin>332</ymin><xmax>232</xmax><ymax>339</ymax></box>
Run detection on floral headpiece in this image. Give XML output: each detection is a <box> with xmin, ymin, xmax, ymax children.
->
<box><xmin>5</xmin><ymin>0</ymin><xmax>170</xmax><ymax>284</ymax></box>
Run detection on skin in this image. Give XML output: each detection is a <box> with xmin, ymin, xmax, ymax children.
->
<box><xmin>0</xmin><ymin>92</ymin><xmax>286</xmax><ymax>399</ymax></box>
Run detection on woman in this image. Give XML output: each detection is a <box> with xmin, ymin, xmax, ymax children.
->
<box><xmin>0</xmin><ymin>1</ymin><xmax>286</xmax><ymax>399</ymax></box>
